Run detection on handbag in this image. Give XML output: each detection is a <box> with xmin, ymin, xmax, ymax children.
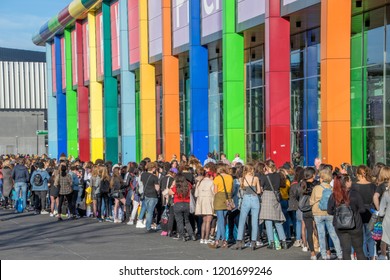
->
<box><xmin>110</xmin><ymin>191</ymin><xmax>120</xmax><ymax>199</ymax></box>
<box><xmin>266</xmin><ymin>175</ymin><xmax>281</xmax><ymax>203</ymax></box>
<box><xmin>220</xmin><ymin>175</ymin><xmax>235</xmax><ymax>211</ymax></box>
<box><xmin>335</xmin><ymin>203</ymin><xmax>355</xmax><ymax>230</ymax></box>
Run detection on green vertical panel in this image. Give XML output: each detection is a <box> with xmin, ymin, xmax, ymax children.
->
<box><xmin>103</xmin><ymin>0</ymin><xmax>118</xmax><ymax>163</ymax></box>
<box><xmin>64</xmin><ymin>29</ymin><xmax>79</xmax><ymax>158</ymax></box>
<box><xmin>222</xmin><ymin>0</ymin><xmax>245</xmax><ymax>161</ymax></box>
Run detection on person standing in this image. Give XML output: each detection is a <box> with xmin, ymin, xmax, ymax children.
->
<box><xmin>378</xmin><ymin>173</ymin><xmax>390</xmax><ymax>260</ymax></box>
<box><xmin>327</xmin><ymin>174</ymin><xmax>366</xmax><ymax>260</ymax></box>
<box><xmin>55</xmin><ymin>164</ymin><xmax>74</xmax><ymax>221</ymax></box>
<box><xmin>12</xmin><ymin>159</ymin><xmax>30</xmax><ymax>212</ymax></box>
<box><xmin>30</xmin><ymin>162</ymin><xmax>51</xmax><ymax>214</ymax></box>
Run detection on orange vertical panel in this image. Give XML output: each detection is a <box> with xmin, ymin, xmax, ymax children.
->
<box><xmin>162</xmin><ymin>0</ymin><xmax>180</xmax><ymax>159</ymax></box>
<box><xmin>320</xmin><ymin>0</ymin><xmax>351</xmax><ymax>168</ymax></box>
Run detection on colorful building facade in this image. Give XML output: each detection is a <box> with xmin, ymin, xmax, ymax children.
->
<box><xmin>33</xmin><ymin>0</ymin><xmax>390</xmax><ymax>168</ymax></box>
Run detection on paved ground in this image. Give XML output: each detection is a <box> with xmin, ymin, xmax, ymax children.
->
<box><xmin>0</xmin><ymin>209</ymin><xmax>312</xmax><ymax>260</ymax></box>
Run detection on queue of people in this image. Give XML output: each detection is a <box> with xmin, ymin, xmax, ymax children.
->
<box><xmin>0</xmin><ymin>153</ymin><xmax>389</xmax><ymax>260</ymax></box>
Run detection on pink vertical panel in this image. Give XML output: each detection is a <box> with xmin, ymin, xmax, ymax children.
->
<box><xmin>128</xmin><ymin>0</ymin><xmax>139</xmax><ymax>66</ymax></box>
<box><xmin>52</xmin><ymin>43</ymin><xmax>57</xmax><ymax>93</ymax></box>
<box><xmin>82</xmin><ymin>20</ymin><xmax>90</xmax><ymax>83</ymax></box>
<box><xmin>72</xmin><ymin>29</ymin><xmax>78</xmax><ymax>87</ymax></box>
<box><xmin>96</xmin><ymin>11</ymin><xmax>104</xmax><ymax>80</ymax></box>
<box><xmin>111</xmin><ymin>1</ymin><xmax>120</xmax><ymax>72</ymax></box>
<box><xmin>61</xmin><ymin>36</ymin><xmax>66</xmax><ymax>93</ymax></box>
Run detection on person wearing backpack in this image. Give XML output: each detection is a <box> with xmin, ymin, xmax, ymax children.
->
<box><xmin>11</xmin><ymin>158</ymin><xmax>30</xmax><ymax>212</ymax></box>
<box><xmin>352</xmin><ymin>165</ymin><xmax>376</xmax><ymax>259</ymax></box>
<box><xmin>298</xmin><ymin>167</ymin><xmax>319</xmax><ymax>259</ymax></box>
<box><xmin>327</xmin><ymin>174</ymin><xmax>366</xmax><ymax>260</ymax></box>
<box><xmin>30</xmin><ymin>161</ymin><xmax>50</xmax><ymax>215</ymax></box>
<box><xmin>310</xmin><ymin>169</ymin><xmax>342</xmax><ymax>260</ymax></box>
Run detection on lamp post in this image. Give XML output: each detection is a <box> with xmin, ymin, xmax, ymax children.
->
<box><xmin>32</xmin><ymin>113</ymin><xmax>44</xmax><ymax>155</ymax></box>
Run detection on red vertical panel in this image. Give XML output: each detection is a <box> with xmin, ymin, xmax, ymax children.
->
<box><xmin>96</xmin><ymin>11</ymin><xmax>104</xmax><ymax>80</ymax></box>
<box><xmin>52</xmin><ymin>43</ymin><xmax>57</xmax><ymax>93</ymax></box>
<box><xmin>82</xmin><ymin>21</ymin><xmax>90</xmax><ymax>83</ymax></box>
<box><xmin>76</xmin><ymin>20</ymin><xmax>90</xmax><ymax>161</ymax></box>
<box><xmin>61</xmin><ymin>36</ymin><xmax>66</xmax><ymax>93</ymax></box>
<box><xmin>111</xmin><ymin>1</ymin><xmax>120</xmax><ymax>72</ymax></box>
<box><xmin>72</xmin><ymin>29</ymin><xmax>78</xmax><ymax>87</ymax></box>
<box><xmin>128</xmin><ymin>0</ymin><xmax>139</xmax><ymax>66</ymax></box>
<box><xmin>265</xmin><ymin>0</ymin><xmax>290</xmax><ymax>166</ymax></box>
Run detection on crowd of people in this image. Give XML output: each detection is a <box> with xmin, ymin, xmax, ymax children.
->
<box><xmin>0</xmin><ymin>152</ymin><xmax>389</xmax><ymax>260</ymax></box>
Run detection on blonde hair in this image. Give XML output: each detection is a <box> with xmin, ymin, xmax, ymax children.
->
<box><xmin>241</xmin><ymin>164</ymin><xmax>255</xmax><ymax>189</ymax></box>
<box><xmin>91</xmin><ymin>165</ymin><xmax>99</xmax><ymax>177</ymax></box>
<box><xmin>319</xmin><ymin>169</ymin><xmax>332</xmax><ymax>183</ymax></box>
<box><xmin>377</xmin><ymin>166</ymin><xmax>390</xmax><ymax>186</ymax></box>
<box><xmin>216</xmin><ymin>164</ymin><xmax>229</xmax><ymax>175</ymax></box>
<box><xmin>101</xmin><ymin>166</ymin><xmax>110</xmax><ymax>181</ymax></box>
<box><xmin>265</xmin><ymin>159</ymin><xmax>276</xmax><ymax>173</ymax></box>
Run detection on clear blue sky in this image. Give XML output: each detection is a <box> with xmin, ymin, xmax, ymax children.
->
<box><xmin>0</xmin><ymin>0</ymin><xmax>72</xmax><ymax>52</ymax></box>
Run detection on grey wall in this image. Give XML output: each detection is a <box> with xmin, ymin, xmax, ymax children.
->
<box><xmin>0</xmin><ymin>110</ymin><xmax>47</xmax><ymax>155</ymax></box>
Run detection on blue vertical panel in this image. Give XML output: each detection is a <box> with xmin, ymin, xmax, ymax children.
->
<box><xmin>305</xmin><ymin>36</ymin><xmax>319</xmax><ymax>166</ymax></box>
<box><xmin>189</xmin><ymin>0</ymin><xmax>209</xmax><ymax>161</ymax></box>
<box><xmin>46</xmin><ymin>43</ymin><xmax>58</xmax><ymax>159</ymax></box>
<box><xmin>54</xmin><ymin>36</ymin><xmax>67</xmax><ymax>157</ymax></box>
<box><xmin>119</xmin><ymin>0</ymin><xmax>137</xmax><ymax>164</ymax></box>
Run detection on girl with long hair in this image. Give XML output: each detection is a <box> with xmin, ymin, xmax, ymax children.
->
<box><xmin>90</xmin><ymin>165</ymin><xmax>100</xmax><ymax>218</ymax></box>
<box><xmin>327</xmin><ymin>174</ymin><xmax>366</xmax><ymax>260</ymax></box>
<box><xmin>55</xmin><ymin>163</ymin><xmax>74</xmax><ymax>221</ymax></box>
<box><xmin>195</xmin><ymin>168</ymin><xmax>215</xmax><ymax>244</ymax></box>
<box><xmin>111</xmin><ymin>166</ymin><xmax>126</xmax><ymax>223</ymax></box>
<box><xmin>232</xmin><ymin>164</ymin><xmax>261</xmax><ymax>250</ymax></box>
<box><xmin>97</xmin><ymin>166</ymin><xmax>111</xmax><ymax>221</ymax></box>
<box><xmin>352</xmin><ymin>165</ymin><xmax>376</xmax><ymax>259</ymax></box>
<box><xmin>376</xmin><ymin>166</ymin><xmax>390</xmax><ymax>260</ymax></box>
<box><xmin>168</xmin><ymin>173</ymin><xmax>196</xmax><ymax>241</ymax></box>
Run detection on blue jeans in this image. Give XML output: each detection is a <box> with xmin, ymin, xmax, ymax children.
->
<box><xmin>237</xmin><ymin>195</ymin><xmax>260</xmax><ymax>241</ymax></box>
<box><xmin>295</xmin><ymin>210</ymin><xmax>302</xmax><ymax>240</ymax></box>
<box><xmin>265</xmin><ymin>220</ymin><xmax>286</xmax><ymax>242</ymax></box>
<box><xmin>363</xmin><ymin>223</ymin><xmax>376</xmax><ymax>258</ymax></box>
<box><xmin>14</xmin><ymin>182</ymin><xmax>28</xmax><ymax>210</ymax></box>
<box><xmin>314</xmin><ymin>215</ymin><xmax>342</xmax><ymax>259</ymax></box>
<box><xmin>281</xmin><ymin>200</ymin><xmax>292</xmax><ymax>239</ymax></box>
<box><xmin>138</xmin><ymin>197</ymin><xmax>158</xmax><ymax>230</ymax></box>
<box><xmin>216</xmin><ymin>210</ymin><xmax>228</xmax><ymax>241</ymax></box>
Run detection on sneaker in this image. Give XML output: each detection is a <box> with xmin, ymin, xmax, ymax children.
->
<box><xmin>53</xmin><ymin>210</ymin><xmax>58</xmax><ymax>216</ymax></box>
<box><xmin>293</xmin><ymin>240</ymin><xmax>302</xmax><ymax>247</ymax></box>
<box><xmin>256</xmin><ymin>241</ymin><xmax>265</xmax><ymax>247</ymax></box>
<box><xmin>114</xmin><ymin>219</ymin><xmax>121</xmax><ymax>223</ymax></box>
<box><xmin>41</xmin><ymin>210</ymin><xmax>49</xmax><ymax>215</ymax></box>
<box><xmin>378</xmin><ymin>255</ymin><xmax>388</xmax><ymax>260</ymax></box>
<box><xmin>49</xmin><ymin>213</ymin><xmax>54</xmax><ymax>217</ymax></box>
<box><xmin>136</xmin><ymin>220</ymin><xmax>146</xmax><ymax>228</ymax></box>
<box><xmin>161</xmin><ymin>231</ymin><xmax>168</xmax><ymax>236</ymax></box>
<box><xmin>200</xmin><ymin>239</ymin><xmax>204</xmax><ymax>244</ymax></box>
<box><xmin>127</xmin><ymin>219</ymin><xmax>134</xmax><ymax>225</ymax></box>
<box><xmin>310</xmin><ymin>255</ymin><xmax>317</xmax><ymax>260</ymax></box>
<box><xmin>98</xmin><ymin>218</ymin><xmax>103</xmax><ymax>223</ymax></box>
<box><xmin>105</xmin><ymin>217</ymin><xmax>113</xmax><ymax>222</ymax></box>
<box><xmin>302</xmin><ymin>246</ymin><xmax>308</xmax><ymax>252</ymax></box>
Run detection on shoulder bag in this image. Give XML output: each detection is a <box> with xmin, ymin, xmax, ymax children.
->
<box><xmin>220</xmin><ymin>175</ymin><xmax>235</xmax><ymax>211</ymax></box>
<box><xmin>266</xmin><ymin>175</ymin><xmax>281</xmax><ymax>203</ymax></box>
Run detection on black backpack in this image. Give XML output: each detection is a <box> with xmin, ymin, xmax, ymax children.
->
<box><xmin>100</xmin><ymin>179</ymin><xmax>110</xmax><ymax>193</ymax></box>
<box><xmin>33</xmin><ymin>173</ymin><xmax>44</xmax><ymax>186</ymax></box>
<box><xmin>335</xmin><ymin>203</ymin><xmax>356</xmax><ymax>230</ymax></box>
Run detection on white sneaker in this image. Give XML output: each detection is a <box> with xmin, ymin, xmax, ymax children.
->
<box><xmin>256</xmin><ymin>241</ymin><xmax>264</xmax><ymax>247</ymax></box>
<box><xmin>136</xmin><ymin>220</ymin><xmax>146</xmax><ymax>228</ymax></box>
<box><xmin>41</xmin><ymin>210</ymin><xmax>49</xmax><ymax>215</ymax></box>
<box><xmin>200</xmin><ymin>239</ymin><xmax>204</xmax><ymax>244</ymax></box>
<box><xmin>114</xmin><ymin>219</ymin><xmax>121</xmax><ymax>223</ymax></box>
<box><xmin>302</xmin><ymin>246</ymin><xmax>308</xmax><ymax>252</ymax></box>
<box><xmin>378</xmin><ymin>255</ymin><xmax>388</xmax><ymax>260</ymax></box>
<box><xmin>310</xmin><ymin>255</ymin><xmax>317</xmax><ymax>260</ymax></box>
<box><xmin>126</xmin><ymin>220</ymin><xmax>133</xmax><ymax>225</ymax></box>
<box><xmin>53</xmin><ymin>210</ymin><xmax>58</xmax><ymax>216</ymax></box>
<box><xmin>49</xmin><ymin>213</ymin><xmax>54</xmax><ymax>217</ymax></box>
<box><xmin>293</xmin><ymin>240</ymin><xmax>302</xmax><ymax>247</ymax></box>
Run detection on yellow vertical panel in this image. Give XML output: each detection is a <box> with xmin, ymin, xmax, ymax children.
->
<box><xmin>139</xmin><ymin>0</ymin><xmax>156</xmax><ymax>160</ymax></box>
<box><xmin>88</xmin><ymin>12</ymin><xmax>104</xmax><ymax>162</ymax></box>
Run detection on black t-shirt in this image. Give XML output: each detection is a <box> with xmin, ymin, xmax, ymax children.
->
<box><xmin>182</xmin><ymin>172</ymin><xmax>195</xmax><ymax>185</ymax></box>
<box><xmin>375</xmin><ymin>183</ymin><xmax>387</xmax><ymax>197</ymax></box>
<box><xmin>141</xmin><ymin>172</ymin><xmax>159</xmax><ymax>198</ymax></box>
<box><xmin>159</xmin><ymin>175</ymin><xmax>174</xmax><ymax>191</ymax></box>
<box><xmin>352</xmin><ymin>183</ymin><xmax>375</xmax><ymax>205</ymax></box>
<box><xmin>260</xmin><ymin>173</ymin><xmax>281</xmax><ymax>192</ymax></box>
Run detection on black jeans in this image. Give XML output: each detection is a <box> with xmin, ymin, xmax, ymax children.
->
<box><xmin>174</xmin><ymin>202</ymin><xmax>194</xmax><ymax>237</ymax></box>
<box><xmin>167</xmin><ymin>204</ymin><xmax>176</xmax><ymax>233</ymax></box>
<box><xmin>34</xmin><ymin>191</ymin><xmax>47</xmax><ymax>211</ymax></box>
<box><xmin>97</xmin><ymin>192</ymin><xmax>110</xmax><ymax>218</ymax></box>
<box><xmin>228</xmin><ymin>209</ymin><xmax>240</xmax><ymax>240</ymax></box>
<box><xmin>58</xmin><ymin>193</ymin><xmax>75</xmax><ymax>215</ymax></box>
<box><xmin>303</xmin><ymin>215</ymin><xmax>315</xmax><ymax>252</ymax></box>
<box><xmin>336</xmin><ymin>227</ymin><xmax>365</xmax><ymax>260</ymax></box>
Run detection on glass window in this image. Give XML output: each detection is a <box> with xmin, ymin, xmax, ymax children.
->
<box><xmin>209</xmin><ymin>57</ymin><xmax>223</xmax><ymax>154</ymax></box>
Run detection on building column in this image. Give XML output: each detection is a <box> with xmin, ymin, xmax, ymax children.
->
<box><xmin>64</xmin><ymin>29</ymin><xmax>79</xmax><ymax>158</ymax></box>
<box><xmin>46</xmin><ymin>43</ymin><xmax>58</xmax><ymax>159</ymax></box>
<box><xmin>76</xmin><ymin>20</ymin><xmax>90</xmax><ymax>162</ymax></box>
<box><xmin>162</xmin><ymin>0</ymin><xmax>180</xmax><ymax>160</ymax></box>
<box><xmin>88</xmin><ymin>12</ymin><xmax>104</xmax><ymax>162</ymax></box>
<box><xmin>265</xmin><ymin>0</ymin><xmax>290</xmax><ymax>167</ymax></box>
<box><xmin>54</xmin><ymin>35</ymin><xmax>67</xmax><ymax>157</ymax></box>
<box><xmin>189</xmin><ymin>0</ymin><xmax>209</xmax><ymax>161</ymax></box>
<box><xmin>222</xmin><ymin>0</ymin><xmax>245</xmax><ymax>161</ymax></box>
<box><xmin>103</xmin><ymin>0</ymin><xmax>119</xmax><ymax>163</ymax></box>
<box><xmin>139</xmin><ymin>0</ymin><xmax>156</xmax><ymax>160</ymax></box>
<box><xmin>320</xmin><ymin>0</ymin><xmax>351</xmax><ymax>167</ymax></box>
